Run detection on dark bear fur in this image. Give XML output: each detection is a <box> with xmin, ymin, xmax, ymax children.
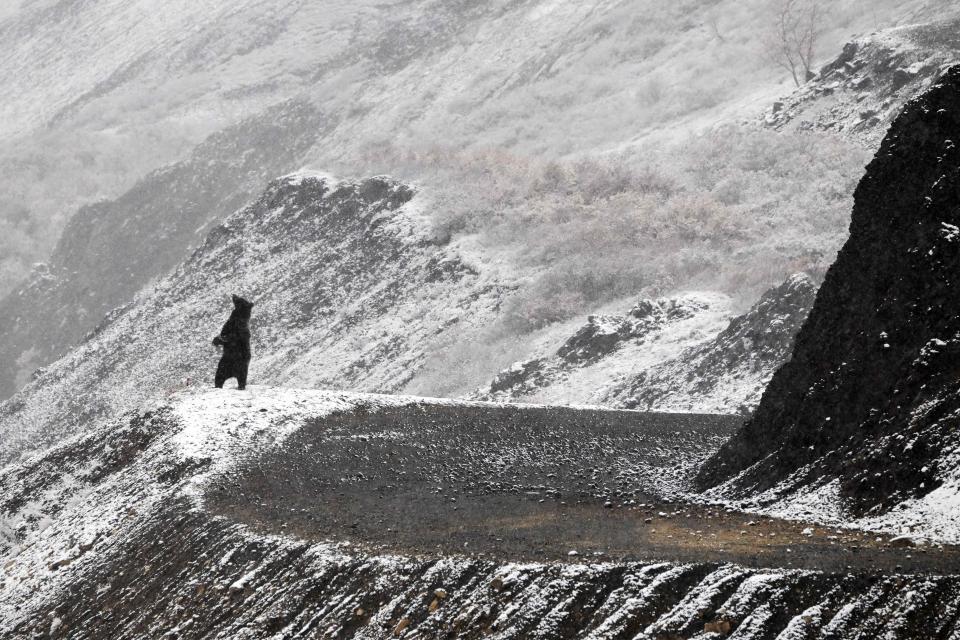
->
<box><xmin>213</xmin><ymin>294</ymin><xmax>254</xmax><ymax>390</ymax></box>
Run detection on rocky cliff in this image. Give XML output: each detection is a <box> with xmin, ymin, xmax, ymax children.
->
<box><xmin>699</xmin><ymin>66</ymin><xmax>960</xmax><ymax>537</ymax></box>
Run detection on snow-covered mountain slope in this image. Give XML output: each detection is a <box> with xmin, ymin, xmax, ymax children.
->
<box><xmin>475</xmin><ymin>293</ymin><xmax>731</xmax><ymax>404</ymax></box>
<box><xmin>3</xmin><ymin>388</ymin><xmax>960</xmax><ymax>639</ymax></box>
<box><xmin>474</xmin><ymin>293</ymin><xmax>734</xmax><ymax>407</ymax></box>
<box><xmin>475</xmin><ymin>274</ymin><xmax>816</xmax><ymax>415</ymax></box>
<box><xmin>2</xmin><ymin>0</ymin><xmax>936</xmax><ymax>149</ymax></box>
<box><xmin>0</xmin><ymin>173</ymin><xmax>506</xmax><ymax>465</ymax></box>
<box><xmin>699</xmin><ymin>66</ymin><xmax>960</xmax><ymax>542</ymax></box>
<box><xmin>0</xmin><ymin>0</ymin><xmax>950</xmax><ymax>400</ymax></box>
<box><xmin>0</xmin><ymin>100</ymin><xmax>324</xmax><ymax>399</ymax></box>
<box><xmin>766</xmin><ymin>15</ymin><xmax>960</xmax><ymax>146</ymax></box>
<box><xmin>1</xmin><ymin>169</ymin><xmax>819</xmax><ymax>469</ymax></box>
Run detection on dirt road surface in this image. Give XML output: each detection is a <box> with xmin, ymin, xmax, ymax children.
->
<box><xmin>207</xmin><ymin>403</ymin><xmax>960</xmax><ymax>575</ymax></box>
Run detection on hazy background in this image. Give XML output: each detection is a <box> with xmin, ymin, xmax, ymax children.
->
<box><xmin>1</xmin><ymin>0</ymin><xmax>958</xmax><ymax>397</ymax></box>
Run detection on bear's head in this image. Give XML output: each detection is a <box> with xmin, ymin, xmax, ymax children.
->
<box><xmin>231</xmin><ymin>294</ymin><xmax>254</xmax><ymax>318</ymax></box>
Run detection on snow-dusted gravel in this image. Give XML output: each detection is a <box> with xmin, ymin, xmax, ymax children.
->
<box><xmin>205</xmin><ymin>396</ymin><xmax>960</xmax><ymax>574</ymax></box>
<box><xmin>4</xmin><ymin>387</ymin><xmax>960</xmax><ymax>638</ymax></box>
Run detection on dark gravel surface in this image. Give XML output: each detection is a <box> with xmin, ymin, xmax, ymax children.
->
<box><xmin>207</xmin><ymin>403</ymin><xmax>960</xmax><ymax>575</ymax></box>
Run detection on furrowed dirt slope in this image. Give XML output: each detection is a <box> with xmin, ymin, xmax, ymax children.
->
<box><xmin>699</xmin><ymin>65</ymin><xmax>960</xmax><ymax>539</ymax></box>
<box><xmin>4</xmin><ymin>388</ymin><xmax>960</xmax><ymax>639</ymax></box>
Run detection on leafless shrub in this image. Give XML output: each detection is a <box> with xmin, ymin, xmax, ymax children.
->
<box><xmin>707</xmin><ymin>12</ymin><xmax>726</xmax><ymax>43</ymax></box>
<box><xmin>347</xmin><ymin>125</ymin><xmax>864</xmax><ymax>337</ymax></box>
<box><xmin>763</xmin><ymin>0</ymin><xmax>826</xmax><ymax>87</ymax></box>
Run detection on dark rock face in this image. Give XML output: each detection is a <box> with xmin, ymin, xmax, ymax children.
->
<box><xmin>698</xmin><ymin>66</ymin><xmax>960</xmax><ymax>516</ymax></box>
<box><xmin>557</xmin><ymin>315</ymin><xmax>634</xmax><ymax>364</ymax></box>
<box><xmin>557</xmin><ymin>305</ymin><xmax>671</xmax><ymax>365</ymax></box>
<box><xmin>487</xmin><ymin>358</ymin><xmax>550</xmax><ymax>394</ymax></box>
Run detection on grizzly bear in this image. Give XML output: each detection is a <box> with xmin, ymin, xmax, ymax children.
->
<box><xmin>213</xmin><ymin>295</ymin><xmax>254</xmax><ymax>390</ymax></box>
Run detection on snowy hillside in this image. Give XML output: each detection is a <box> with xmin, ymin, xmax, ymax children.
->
<box><xmin>1</xmin><ymin>0</ymin><xmax>955</xmax><ymax>403</ymax></box>
<box><xmin>0</xmin><ymin>100</ymin><xmax>324</xmax><ymax>397</ymax></box>
<box><xmin>476</xmin><ymin>274</ymin><xmax>817</xmax><ymax>414</ymax></box>
<box><xmin>766</xmin><ymin>15</ymin><xmax>960</xmax><ymax>145</ymax></box>
<box><xmin>9</xmin><ymin>5</ymin><xmax>960</xmax><ymax>638</ymax></box>
<box><xmin>475</xmin><ymin>293</ymin><xmax>734</xmax><ymax>408</ymax></box>
<box><xmin>602</xmin><ymin>274</ymin><xmax>817</xmax><ymax>414</ymax></box>
<box><xmin>0</xmin><ymin>173</ymin><xmax>509</xmax><ymax>464</ymax></box>
<box><xmin>0</xmin><ymin>170</ymin><xmax>816</xmax><ymax>469</ymax></box>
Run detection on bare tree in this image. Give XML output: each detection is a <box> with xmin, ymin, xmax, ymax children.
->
<box><xmin>764</xmin><ymin>0</ymin><xmax>825</xmax><ymax>87</ymax></box>
<box><xmin>707</xmin><ymin>12</ymin><xmax>726</xmax><ymax>43</ymax></box>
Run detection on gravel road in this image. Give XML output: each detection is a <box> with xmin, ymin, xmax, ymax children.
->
<box><xmin>207</xmin><ymin>403</ymin><xmax>960</xmax><ymax>574</ymax></box>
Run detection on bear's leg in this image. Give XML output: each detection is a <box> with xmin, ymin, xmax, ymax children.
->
<box><xmin>236</xmin><ymin>359</ymin><xmax>250</xmax><ymax>391</ymax></box>
<box><xmin>214</xmin><ymin>357</ymin><xmax>230</xmax><ymax>389</ymax></box>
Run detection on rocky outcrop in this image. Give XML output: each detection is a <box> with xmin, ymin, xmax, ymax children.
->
<box><xmin>765</xmin><ymin>18</ymin><xmax>960</xmax><ymax>145</ymax></box>
<box><xmin>557</xmin><ymin>299</ymin><xmax>703</xmax><ymax>365</ymax></box>
<box><xmin>699</xmin><ymin>66</ymin><xmax>960</xmax><ymax>524</ymax></box>
<box><xmin>705</xmin><ymin>274</ymin><xmax>816</xmax><ymax>374</ymax></box>
<box><xmin>475</xmin><ymin>294</ymin><xmax>733</xmax><ymax>407</ymax></box>
<box><xmin>478</xmin><ymin>275</ymin><xmax>817</xmax><ymax>416</ymax></box>
<box><xmin>604</xmin><ymin>273</ymin><xmax>817</xmax><ymax>414</ymax></box>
